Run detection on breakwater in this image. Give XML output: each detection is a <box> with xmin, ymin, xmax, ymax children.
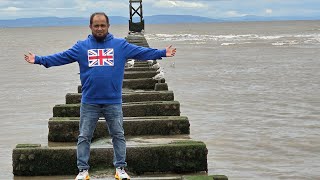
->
<box><xmin>12</xmin><ymin>33</ymin><xmax>227</xmax><ymax>180</ymax></box>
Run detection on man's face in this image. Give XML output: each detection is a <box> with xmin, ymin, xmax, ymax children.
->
<box><xmin>90</xmin><ymin>14</ymin><xmax>109</xmax><ymax>41</ymax></box>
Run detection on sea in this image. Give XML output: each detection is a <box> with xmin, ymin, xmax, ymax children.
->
<box><xmin>0</xmin><ymin>20</ymin><xmax>319</xmax><ymax>179</ymax></box>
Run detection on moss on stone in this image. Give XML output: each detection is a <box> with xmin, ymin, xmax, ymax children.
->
<box><xmin>183</xmin><ymin>175</ymin><xmax>228</xmax><ymax>180</ymax></box>
<box><xmin>48</xmin><ymin>117</ymin><xmax>190</xmax><ymax>142</ymax></box>
<box><xmin>124</xmin><ymin>71</ymin><xmax>157</xmax><ymax>78</ymax></box>
<box><xmin>183</xmin><ymin>175</ymin><xmax>214</xmax><ymax>180</ymax></box>
<box><xmin>78</xmin><ymin>78</ymin><xmax>165</xmax><ymax>92</ymax></box>
<box><xmin>16</xmin><ymin>144</ymin><xmax>41</xmax><ymax>148</ymax></box>
<box><xmin>53</xmin><ymin>101</ymin><xmax>180</xmax><ymax>117</ymax></box>
<box><xmin>155</xmin><ymin>83</ymin><xmax>169</xmax><ymax>91</ymax></box>
<box><xmin>171</xmin><ymin>140</ymin><xmax>205</xmax><ymax>145</ymax></box>
<box><xmin>13</xmin><ymin>141</ymin><xmax>207</xmax><ymax>176</ymax></box>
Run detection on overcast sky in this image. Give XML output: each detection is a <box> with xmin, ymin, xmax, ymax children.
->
<box><xmin>0</xmin><ymin>0</ymin><xmax>320</xmax><ymax>20</ymax></box>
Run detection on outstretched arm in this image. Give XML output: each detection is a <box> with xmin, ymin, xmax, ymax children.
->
<box><xmin>166</xmin><ymin>45</ymin><xmax>177</xmax><ymax>57</ymax></box>
<box><xmin>124</xmin><ymin>41</ymin><xmax>177</xmax><ymax>60</ymax></box>
<box><xmin>24</xmin><ymin>51</ymin><xmax>35</xmax><ymax>64</ymax></box>
<box><xmin>23</xmin><ymin>43</ymin><xmax>79</xmax><ymax>68</ymax></box>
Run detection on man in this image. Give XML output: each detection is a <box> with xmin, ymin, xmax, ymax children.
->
<box><xmin>24</xmin><ymin>12</ymin><xmax>176</xmax><ymax>180</ymax></box>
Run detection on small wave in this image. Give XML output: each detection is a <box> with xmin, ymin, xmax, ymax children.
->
<box><xmin>145</xmin><ymin>33</ymin><xmax>320</xmax><ymax>46</ymax></box>
<box><xmin>272</xmin><ymin>41</ymin><xmax>299</xmax><ymax>46</ymax></box>
<box><xmin>189</xmin><ymin>41</ymin><xmax>207</xmax><ymax>45</ymax></box>
<box><xmin>272</xmin><ymin>42</ymin><xmax>286</xmax><ymax>46</ymax></box>
<box><xmin>309</xmin><ymin>36</ymin><xmax>320</xmax><ymax>43</ymax></box>
<box><xmin>259</xmin><ymin>35</ymin><xmax>283</xmax><ymax>40</ymax></box>
<box><xmin>145</xmin><ymin>33</ymin><xmax>260</xmax><ymax>42</ymax></box>
<box><xmin>221</xmin><ymin>43</ymin><xmax>236</xmax><ymax>46</ymax></box>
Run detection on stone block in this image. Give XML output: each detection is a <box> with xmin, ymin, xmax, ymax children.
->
<box><xmin>155</xmin><ymin>83</ymin><xmax>169</xmax><ymax>91</ymax></box>
<box><xmin>125</xmin><ymin>67</ymin><xmax>156</xmax><ymax>71</ymax></box>
<box><xmin>124</xmin><ymin>71</ymin><xmax>157</xmax><ymax>79</ymax></box>
<box><xmin>123</xmin><ymin>78</ymin><xmax>165</xmax><ymax>90</ymax></box>
<box><xmin>183</xmin><ymin>175</ymin><xmax>228</xmax><ymax>180</ymax></box>
<box><xmin>48</xmin><ymin>116</ymin><xmax>190</xmax><ymax>142</ymax></box>
<box><xmin>12</xmin><ymin>140</ymin><xmax>208</xmax><ymax>176</ymax></box>
<box><xmin>78</xmin><ymin>78</ymin><xmax>166</xmax><ymax>92</ymax></box>
<box><xmin>66</xmin><ymin>91</ymin><xmax>174</xmax><ymax>104</ymax></box>
<box><xmin>53</xmin><ymin>101</ymin><xmax>180</xmax><ymax>117</ymax></box>
<box><xmin>126</xmin><ymin>62</ymin><xmax>150</xmax><ymax>68</ymax></box>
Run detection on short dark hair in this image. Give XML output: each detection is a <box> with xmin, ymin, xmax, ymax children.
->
<box><xmin>90</xmin><ymin>12</ymin><xmax>109</xmax><ymax>25</ymax></box>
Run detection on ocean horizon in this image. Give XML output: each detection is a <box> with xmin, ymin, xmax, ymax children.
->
<box><xmin>1</xmin><ymin>14</ymin><xmax>320</xmax><ymax>28</ymax></box>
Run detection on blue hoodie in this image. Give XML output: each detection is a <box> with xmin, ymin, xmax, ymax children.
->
<box><xmin>35</xmin><ymin>33</ymin><xmax>166</xmax><ymax>104</ymax></box>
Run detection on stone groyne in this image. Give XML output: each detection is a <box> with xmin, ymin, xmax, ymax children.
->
<box><xmin>12</xmin><ymin>33</ymin><xmax>228</xmax><ymax>180</ymax></box>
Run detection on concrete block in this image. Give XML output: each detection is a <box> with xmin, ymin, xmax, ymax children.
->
<box><xmin>124</xmin><ymin>71</ymin><xmax>157</xmax><ymax>79</ymax></box>
<box><xmin>155</xmin><ymin>83</ymin><xmax>169</xmax><ymax>91</ymax></box>
<box><xmin>125</xmin><ymin>67</ymin><xmax>156</xmax><ymax>71</ymax></box>
<box><xmin>123</xmin><ymin>78</ymin><xmax>165</xmax><ymax>90</ymax></box>
<box><xmin>183</xmin><ymin>175</ymin><xmax>228</xmax><ymax>180</ymax></box>
<box><xmin>48</xmin><ymin>116</ymin><xmax>190</xmax><ymax>142</ymax></box>
<box><xmin>78</xmin><ymin>78</ymin><xmax>166</xmax><ymax>92</ymax></box>
<box><xmin>13</xmin><ymin>140</ymin><xmax>208</xmax><ymax>176</ymax></box>
<box><xmin>66</xmin><ymin>91</ymin><xmax>174</xmax><ymax>104</ymax></box>
<box><xmin>53</xmin><ymin>101</ymin><xmax>180</xmax><ymax>117</ymax></box>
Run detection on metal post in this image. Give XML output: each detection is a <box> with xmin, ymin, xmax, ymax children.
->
<box><xmin>129</xmin><ymin>0</ymin><xmax>144</xmax><ymax>33</ymax></box>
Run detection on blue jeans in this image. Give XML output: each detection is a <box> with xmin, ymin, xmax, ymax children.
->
<box><xmin>77</xmin><ymin>103</ymin><xmax>127</xmax><ymax>170</ymax></box>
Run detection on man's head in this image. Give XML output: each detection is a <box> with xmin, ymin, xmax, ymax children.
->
<box><xmin>89</xmin><ymin>12</ymin><xmax>110</xmax><ymax>42</ymax></box>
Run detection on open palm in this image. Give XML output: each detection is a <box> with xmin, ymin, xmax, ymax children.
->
<box><xmin>24</xmin><ymin>52</ymin><xmax>35</xmax><ymax>64</ymax></box>
<box><xmin>166</xmin><ymin>45</ymin><xmax>177</xmax><ymax>57</ymax></box>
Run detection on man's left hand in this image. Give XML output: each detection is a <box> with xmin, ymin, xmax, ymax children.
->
<box><xmin>166</xmin><ymin>45</ymin><xmax>176</xmax><ymax>57</ymax></box>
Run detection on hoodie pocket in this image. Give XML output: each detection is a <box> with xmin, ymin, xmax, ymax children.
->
<box><xmin>84</xmin><ymin>75</ymin><xmax>120</xmax><ymax>99</ymax></box>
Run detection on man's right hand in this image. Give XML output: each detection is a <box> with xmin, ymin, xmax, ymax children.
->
<box><xmin>24</xmin><ymin>51</ymin><xmax>35</xmax><ymax>64</ymax></box>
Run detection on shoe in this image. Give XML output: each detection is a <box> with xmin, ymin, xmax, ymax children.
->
<box><xmin>115</xmin><ymin>167</ymin><xmax>131</xmax><ymax>180</ymax></box>
<box><xmin>75</xmin><ymin>169</ymin><xmax>90</xmax><ymax>180</ymax></box>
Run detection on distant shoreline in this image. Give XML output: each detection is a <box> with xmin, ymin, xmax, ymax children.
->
<box><xmin>1</xmin><ymin>15</ymin><xmax>319</xmax><ymax>28</ymax></box>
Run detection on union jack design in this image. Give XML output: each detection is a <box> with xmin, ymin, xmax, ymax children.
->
<box><xmin>87</xmin><ymin>48</ymin><xmax>114</xmax><ymax>67</ymax></box>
